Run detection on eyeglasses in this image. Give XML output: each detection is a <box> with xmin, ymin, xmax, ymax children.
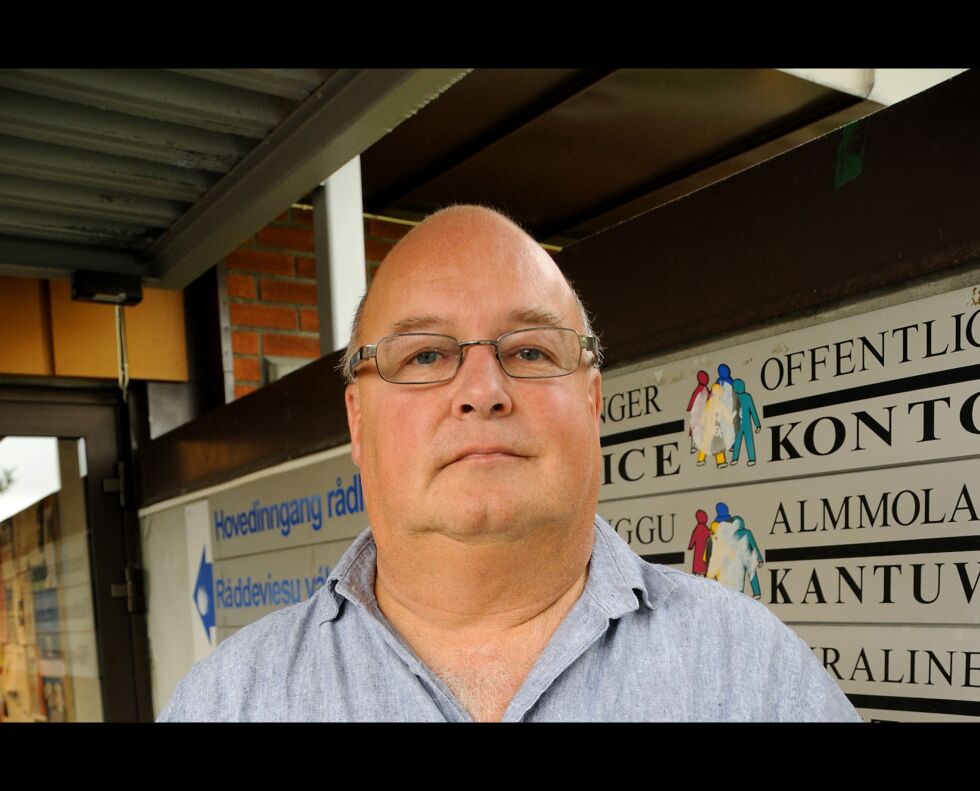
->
<box><xmin>348</xmin><ymin>327</ymin><xmax>600</xmax><ymax>384</ymax></box>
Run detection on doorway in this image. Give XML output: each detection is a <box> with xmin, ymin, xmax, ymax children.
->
<box><xmin>0</xmin><ymin>385</ymin><xmax>151</xmax><ymax>721</ymax></box>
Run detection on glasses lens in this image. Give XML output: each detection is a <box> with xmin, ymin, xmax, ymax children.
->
<box><xmin>376</xmin><ymin>334</ymin><xmax>460</xmax><ymax>383</ymax></box>
<box><xmin>497</xmin><ymin>328</ymin><xmax>580</xmax><ymax>378</ymax></box>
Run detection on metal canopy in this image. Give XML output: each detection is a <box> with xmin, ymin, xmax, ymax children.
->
<box><xmin>0</xmin><ymin>68</ymin><xmax>468</xmax><ymax>287</ymax></box>
<box><xmin>0</xmin><ymin>68</ymin><xmax>910</xmax><ymax>287</ymax></box>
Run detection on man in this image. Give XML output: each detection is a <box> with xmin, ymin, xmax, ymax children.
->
<box><xmin>159</xmin><ymin>206</ymin><xmax>860</xmax><ymax>722</ymax></box>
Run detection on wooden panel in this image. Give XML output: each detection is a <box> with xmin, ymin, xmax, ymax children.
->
<box><xmin>49</xmin><ymin>279</ymin><xmax>115</xmax><ymax>378</ymax></box>
<box><xmin>140</xmin><ymin>349</ymin><xmax>350</xmax><ymax>507</ymax></box>
<box><xmin>125</xmin><ymin>288</ymin><xmax>188</xmax><ymax>382</ymax></box>
<box><xmin>556</xmin><ymin>70</ymin><xmax>980</xmax><ymax>369</ymax></box>
<box><xmin>0</xmin><ymin>276</ymin><xmax>53</xmax><ymax>375</ymax></box>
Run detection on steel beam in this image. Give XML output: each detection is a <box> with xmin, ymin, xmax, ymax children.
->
<box><xmin>145</xmin><ymin>69</ymin><xmax>470</xmax><ymax>290</ymax></box>
<box><xmin>0</xmin><ymin>234</ymin><xmax>150</xmax><ymax>280</ymax></box>
<box><xmin>0</xmin><ymin>88</ymin><xmax>254</xmax><ymax>173</ymax></box>
<box><xmin>0</xmin><ymin>206</ymin><xmax>152</xmax><ymax>249</ymax></box>
<box><xmin>168</xmin><ymin>68</ymin><xmax>335</xmax><ymax>101</ymax></box>
<box><xmin>0</xmin><ymin>173</ymin><xmax>186</xmax><ymax>226</ymax></box>
<box><xmin>0</xmin><ymin>69</ymin><xmax>294</xmax><ymax>138</ymax></box>
<box><xmin>0</xmin><ymin>134</ymin><xmax>218</xmax><ymax>202</ymax></box>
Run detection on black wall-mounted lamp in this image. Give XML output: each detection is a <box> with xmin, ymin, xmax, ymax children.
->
<box><xmin>70</xmin><ymin>270</ymin><xmax>143</xmax><ymax>306</ymax></box>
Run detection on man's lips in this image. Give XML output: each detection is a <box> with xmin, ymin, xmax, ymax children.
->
<box><xmin>445</xmin><ymin>446</ymin><xmax>527</xmax><ymax>466</ymax></box>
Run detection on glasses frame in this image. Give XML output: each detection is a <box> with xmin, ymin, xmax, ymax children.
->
<box><xmin>348</xmin><ymin>326</ymin><xmax>600</xmax><ymax>384</ymax></box>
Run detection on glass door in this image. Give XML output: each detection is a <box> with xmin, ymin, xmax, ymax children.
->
<box><xmin>0</xmin><ymin>384</ymin><xmax>151</xmax><ymax>722</ymax></box>
<box><xmin>0</xmin><ymin>437</ymin><xmax>103</xmax><ymax>722</ymax></box>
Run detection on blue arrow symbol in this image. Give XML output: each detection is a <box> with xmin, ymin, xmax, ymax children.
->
<box><xmin>194</xmin><ymin>547</ymin><xmax>215</xmax><ymax>642</ymax></box>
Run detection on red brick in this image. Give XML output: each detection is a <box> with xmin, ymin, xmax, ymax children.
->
<box><xmin>256</xmin><ymin>225</ymin><xmax>315</xmax><ymax>253</ymax></box>
<box><xmin>365</xmin><ymin>238</ymin><xmax>393</xmax><ymax>262</ymax></box>
<box><xmin>368</xmin><ymin>218</ymin><xmax>413</xmax><ymax>240</ymax></box>
<box><xmin>299</xmin><ymin>308</ymin><xmax>320</xmax><ymax>332</ymax></box>
<box><xmin>226</xmin><ymin>273</ymin><xmax>256</xmax><ymax>299</ymax></box>
<box><xmin>234</xmin><ymin>356</ymin><xmax>261</xmax><ymax>382</ymax></box>
<box><xmin>291</xmin><ymin>207</ymin><xmax>313</xmax><ymax>225</ymax></box>
<box><xmin>275</xmin><ymin>210</ymin><xmax>289</xmax><ymax>222</ymax></box>
<box><xmin>234</xmin><ymin>383</ymin><xmax>259</xmax><ymax>399</ymax></box>
<box><xmin>226</xmin><ymin>248</ymin><xmax>294</xmax><ymax>276</ymax></box>
<box><xmin>232</xmin><ymin>331</ymin><xmax>259</xmax><ymax>354</ymax></box>
<box><xmin>263</xmin><ymin>333</ymin><xmax>320</xmax><ymax>359</ymax></box>
<box><xmin>260</xmin><ymin>279</ymin><xmax>318</xmax><ymax>305</ymax></box>
<box><xmin>229</xmin><ymin>303</ymin><xmax>296</xmax><ymax>329</ymax></box>
<box><xmin>296</xmin><ymin>256</ymin><xmax>316</xmax><ymax>279</ymax></box>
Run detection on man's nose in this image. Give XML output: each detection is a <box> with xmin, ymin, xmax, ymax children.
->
<box><xmin>451</xmin><ymin>343</ymin><xmax>513</xmax><ymax>418</ymax></box>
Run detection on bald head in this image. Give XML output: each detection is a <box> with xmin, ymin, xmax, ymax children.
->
<box><xmin>341</xmin><ymin>205</ymin><xmax>600</xmax><ymax>382</ymax></box>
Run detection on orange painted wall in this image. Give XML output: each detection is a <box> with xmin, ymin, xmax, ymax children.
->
<box><xmin>0</xmin><ymin>277</ymin><xmax>54</xmax><ymax>375</ymax></box>
<box><xmin>1</xmin><ymin>277</ymin><xmax>188</xmax><ymax>382</ymax></box>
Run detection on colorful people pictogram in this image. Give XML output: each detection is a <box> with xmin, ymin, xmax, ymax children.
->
<box><xmin>686</xmin><ymin>371</ymin><xmax>710</xmax><ymax>455</ymax></box>
<box><xmin>687</xmin><ymin>509</ymin><xmax>710</xmax><ymax>576</ymax></box>
<box><xmin>694</xmin><ymin>502</ymin><xmax>764</xmax><ymax>599</ymax></box>
<box><xmin>731</xmin><ymin>378</ymin><xmax>761</xmax><ymax>466</ymax></box>
<box><xmin>686</xmin><ymin>364</ymin><xmax>762</xmax><ymax>470</ymax></box>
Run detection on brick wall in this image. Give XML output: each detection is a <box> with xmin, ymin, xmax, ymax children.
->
<box><xmin>225</xmin><ymin>207</ymin><xmax>413</xmax><ymax>400</ymax></box>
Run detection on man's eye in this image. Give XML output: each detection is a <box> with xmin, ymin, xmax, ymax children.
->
<box><xmin>517</xmin><ymin>347</ymin><xmax>544</xmax><ymax>362</ymax></box>
<box><xmin>414</xmin><ymin>350</ymin><xmax>442</xmax><ymax>365</ymax></box>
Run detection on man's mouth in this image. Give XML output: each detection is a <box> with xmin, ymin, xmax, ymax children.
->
<box><xmin>446</xmin><ymin>446</ymin><xmax>525</xmax><ymax>466</ymax></box>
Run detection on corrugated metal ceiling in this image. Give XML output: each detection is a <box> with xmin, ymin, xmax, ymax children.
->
<box><xmin>0</xmin><ymin>68</ymin><xmax>333</xmax><ymax>252</ymax></box>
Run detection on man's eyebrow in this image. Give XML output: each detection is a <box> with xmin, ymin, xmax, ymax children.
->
<box><xmin>509</xmin><ymin>307</ymin><xmax>566</xmax><ymax>327</ymax></box>
<box><xmin>388</xmin><ymin>308</ymin><xmax>566</xmax><ymax>336</ymax></box>
<box><xmin>389</xmin><ymin>314</ymin><xmax>446</xmax><ymax>334</ymax></box>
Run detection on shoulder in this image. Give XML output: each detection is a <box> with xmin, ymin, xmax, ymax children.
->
<box><xmin>636</xmin><ymin>561</ymin><xmax>784</xmax><ymax>645</ymax></box>
<box><xmin>635</xmin><ymin>562</ymin><xmax>860</xmax><ymax>721</ymax></box>
<box><xmin>156</xmin><ymin>590</ymin><xmax>330</xmax><ymax>722</ymax></box>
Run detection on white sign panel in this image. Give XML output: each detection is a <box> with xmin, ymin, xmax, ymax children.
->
<box><xmin>601</xmin><ymin>458</ymin><xmax>980</xmax><ymax>622</ymax></box>
<box><xmin>598</xmin><ymin>283</ymin><xmax>980</xmax><ymax>720</ymax></box>
<box><xmin>188</xmin><ymin>447</ymin><xmax>369</xmax><ymax>638</ymax></box>
<box><xmin>209</xmin><ymin>455</ymin><xmax>364</xmax><ymax>561</ymax></box>
<box><xmin>213</xmin><ymin>539</ymin><xmax>352</xmax><ymax>628</ymax></box>
<box><xmin>599</xmin><ymin>286</ymin><xmax>980</xmax><ymax>496</ymax></box>
<box><xmin>796</xmin><ymin>623</ymin><xmax>980</xmax><ymax>721</ymax></box>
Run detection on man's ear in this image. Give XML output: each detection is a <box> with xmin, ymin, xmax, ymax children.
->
<box><xmin>589</xmin><ymin>369</ymin><xmax>602</xmax><ymax>425</ymax></box>
<box><xmin>345</xmin><ymin>384</ymin><xmax>362</xmax><ymax>466</ymax></box>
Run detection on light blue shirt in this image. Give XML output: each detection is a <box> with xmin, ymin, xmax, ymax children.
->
<box><xmin>158</xmin><ymin>517</ymin><xmax>861</xmax><ymax>722</ymax></box>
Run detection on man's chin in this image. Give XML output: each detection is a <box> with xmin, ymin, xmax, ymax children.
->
<box><xmin>424</xmin><ymin>499</ymin><xmax>542</xmax><ymax>545</ymax></box>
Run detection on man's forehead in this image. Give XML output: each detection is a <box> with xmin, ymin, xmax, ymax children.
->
<box><xmin>388</xmin><ymin>306</ymin><xmax>569</xmax><ymax>336</ymax></box>
<box><xmin>361</xmin><ymin>207</ymin><xmax>580</xmax><ymax>337</ymax></box>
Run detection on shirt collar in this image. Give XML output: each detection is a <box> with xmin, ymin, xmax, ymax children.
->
<box><xmin>585</xmin><ymin>515</ymin><xmax>668</xmax><ymax>618</ymax></box>
<box><xmin>314</xmin><ymin>526</ymin><xmax>378</xmax><ymax>624</ymax></box>
<box><xmin>315</xmin><ymin>516</ymin><xmax>671</xmax><ymax>626</ymax></box>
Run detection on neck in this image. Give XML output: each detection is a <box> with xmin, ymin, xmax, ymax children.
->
<box><xmin>372</xmin><ymin>517</ymin><xmax>593</xmax><ymax>722</ymax></box>
<box><xmin>373</xmin><ymin>517</ymin><xmax>594</xmax><ymax>640</ymax></box>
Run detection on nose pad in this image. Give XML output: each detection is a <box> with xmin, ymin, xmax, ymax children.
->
<box><xmin>452</xmin><ymin>343</ymin><xmax>512</xmax><ymax>417</ymax></box>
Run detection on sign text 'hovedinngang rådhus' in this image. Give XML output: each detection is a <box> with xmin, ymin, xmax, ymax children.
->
<box><xmin>205</xmin><ymin>454</ymin><xmax>369</xmax><ymax>634</ymax></box>
<box><xmin>598</xmin><ymin>284</ymin><xmax>980</xmax><ymax>720</ymax></box>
